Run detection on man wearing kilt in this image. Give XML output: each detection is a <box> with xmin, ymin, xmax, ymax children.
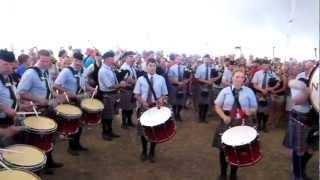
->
<box><xmin>54</xmin><ymin>51</ymin><xmax>93</xmax><ymax>156</ymax></box>
<box><xmin>195</xmin><ymin>54</ymin><xmax>220</xmax><ymax>123</ymax></box>
<box><xmin>284</xmin><ymin>60</ymin><xmax>318</xmax><ymax>180</ymax></box>
<box><xmin>168</xmin><ymin>54</ymin><xmax>191</xmax><ymax>121</ymax></box>
<box><xmin>119</xmin><ymin>51</ymin><xmax>138</xmax><ymax>129</ymax></box>
<box><xmin>98</xmin><ymin>51</ymin><xmax>126</xmax><ymax>141</ymax></box>
<box><xmin>17</xmin><ymin>49</ymin><xmax>63</xmax><ymax>174</ymax></box>
<box><xmin>134</xmin><ymin>58</ymin><xmax>167</xmax><ymax>163</ymax></box>
<box><xmin>213</xmin><ymin>70</ymin><xmax>257</xmax><ymax>180</ymax></box>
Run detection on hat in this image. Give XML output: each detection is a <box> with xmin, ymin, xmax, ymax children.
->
<box><xmin>203</xmin><ymin>54</ymin><xmax>211</xmax><ymax>59</ymax></box>
<box><xmin>123</xmin><ymin>51</ymin><xmax>135</xmax><ymax>58</ymax></box>
<box><xmin>102</xmin><ymin>51</ymin><xmax>115</xmax><ymax>59</ymax></box>
<box><xmin>0</xmin><ymin>49</ymin><xmax>15</xmax><ymax>62</ymax></box>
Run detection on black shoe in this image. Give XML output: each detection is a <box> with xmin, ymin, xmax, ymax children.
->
<box><xmin>48</xmin><ymin>161</ymin><xmax>64</xmax><ymax>168</ymax></box>
<box><xmin>217</xmin><ymin>174</ymin><xmax>227</xmax><ymax>180</ymax></box>
<box><xmin>76</xmin><ymin>145</ymin><xmax>89</xmax><ymax>152</ymax></box>
<box><xmin>109</xmin><ymin>132</ymin><xmax>120</xmax><ymax>138</ymax></box>
<box><xmin>230</xmin><ymin>175</ymin><xmax>238</xmax><ymax>180</ymax></box>
<box><xmin>44</xmin><ymin>167</ymin><xmax>54</xmax><ymax>175</ymax></box>
<box><xmin>262</xmin><ymin>127</ymin><xmax>269</xmax><ymax>133</ymax></box>
<box><xmin>140</xmin><ymin>153</ymin><xmax>148</xmax><ymax>162</ymax></box>
<box><xmin>68</xmin><ymin>148</ymin><xmax>80</xmax><ymax>156</ymax></box>
<box><xmin>149</xmin><ymin>155</ymin><xmax>155</xmax><ymax>163</ymax></box>
<box><xmin>102</xmin><ymin>134</ymin><xmax>113</xmax><ymax>141</ymax></box>
<box><xmin>303</xmin><ymin>174</ymin><xmax>313</xmax><ymax>180</ymax></box>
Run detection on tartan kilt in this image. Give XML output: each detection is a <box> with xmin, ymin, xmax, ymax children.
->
<box><xmin>102</xmin><ymin>93</ymin><xmax>118</xmax><ymax>120</ymax></box>
<box><xmin>283</xmin><ymin>111</ymin><xmax>317</xmax><ymax>153</ymax></box>
<box><xmin>212</xmin><ymin>116</ymin><xmax>255</xmax><ymax>149</ymax></box>
<box><xmin>197</xmin><ymin>85</ymin><xmax>214</xmax><ymax>105</ymax></box>
<box><xmin>169</xmin><ymin>85</ymin><xmax>187</xmax><ymax>106</ymax></box>
<box><xmin>119</xmin><ymin>89</ymin><xmax>136</xmax><ymax>110</ymax></box>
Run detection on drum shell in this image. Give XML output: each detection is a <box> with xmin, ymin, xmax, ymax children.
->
<box><xmin>142</xmin><ymin>117</ymin><xmax>176</xmax><ymax>143</ymax></box>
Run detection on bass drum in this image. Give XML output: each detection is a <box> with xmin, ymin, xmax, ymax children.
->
<box><xmin>309</xmin><ymin>64</ymin><xmax>319</xmax><ymax>112</ymax></box>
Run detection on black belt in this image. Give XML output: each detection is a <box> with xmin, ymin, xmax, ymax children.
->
<box><xmin>102</xmin><ymin>90</ymin><xmax>118</xmax><ymax>95</ymax></box>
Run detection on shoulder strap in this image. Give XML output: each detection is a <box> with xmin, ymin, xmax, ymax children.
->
<box><xmin>29</xmin><ymin>67</ymin><xmax>43</xmax><ymax>80</ymax></box>
<box><xmin>0</xmin><ymin>74</ymin><xmax>5</xmax><ymax>85</ymax></box>
<box><xmin>143</xmin><ymin>74</ymin><xmax>158</xmax><ymax>101</ymax></box>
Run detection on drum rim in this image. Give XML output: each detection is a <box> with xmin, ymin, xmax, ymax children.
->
<box><xmin>80</xmin><ymin>98</ymin><xmax>104</xmax><ymax>112</ymax></box>
<box><xmin>221</xmin><ymin>126</ymin><xmax>257</xmax><ymax>146</ymax></box>
<box><xmin>55</xmin><ymin>104</ymin><xmax>83</xmax><ymax>117</ymax></box>
<box><xmin>140</xmin><ymin>106</ymin><xmax>172</xmax><ymax>127</ymax></box>
<box><xmin>308</xmin><ymin>64</ymin><xmax>319</xmax><ymax>112</ymax></box>
<box><xmin>0</xmin><ymin>169</ymin><xmax>41</xmax><ymax>180</ymax></box>
<box><xmin>23</xmin><ymin>116</ymin><xmax>58</xmax><ymax>132</ymax></box>
<box><xmin>1</xmin><ymin>144</ymin><xmax>46</xmax><ymax>168</ymax></box>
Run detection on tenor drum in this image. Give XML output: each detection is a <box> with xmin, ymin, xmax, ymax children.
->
<box><xmin>0</xmin><ymin>169</ymin><xmax>41</xmax><ymax>180</ymax></box>
<box><xmin>309</xmin><ymin>64</ymin><xmax>319</xmax><ymax>112</ymax></box>
<box><xmin>221</xmin><ymin>126</ymin><xmax>262</xmax><ymax>167</ymax></box>
<box><xmin>55</xmin><ymin>104</ymin><xmax>82</xmax><ymax>135</ymax></box>
<box><xmin>80</xmin><ymin>98</ymin><xmax>104</xmax><ymax>125</ymax></box>
<box><xmin>0</xmin><ymin>144</ymin><xmax>46</xmax><ymax>172</ymax></box>
<box><xmin>140</xmin><ymin>106</ymin><xmax>176</xmax><ymax>143</ymax></box>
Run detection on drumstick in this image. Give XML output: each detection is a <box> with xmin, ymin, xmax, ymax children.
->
<box><xmin>64</xmin><ymin>92</ymin><xmax>70</xmax><ymax>103</ymax></box>
<box><xmin>0</xmin><ymin>148</ymin><xmax>25</xmax><ymax>154</ymax></box>
<box><xmin>91</xmin><ymin>86</ymin><xmax>98</xmax><ymax>100</ymax></box>
<box><xmin>30</xmin><ymin>101</ymin><xmax>39</xmax><ymax>118</ymax></box>
<box><xmin>16</xmin><ymin>112</ymin><xmax>42</xmax><ymax>115</ymax></box>
<box><xmin>0</xmin><ymin>160</ymin><xmax>12</xmax><ymax>171</ymax></box>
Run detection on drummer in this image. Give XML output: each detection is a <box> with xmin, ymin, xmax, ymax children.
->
<box><xmin>283</xmin><ymin>60</ymin><xmax>317</xmax><ymax>180</ymax></box>
<box><xmin>119</xmin><ymin>51</ymin><xmax>137</xmax><ymax>129</ymax></box>
<box><xmin>17</xmin><ymin>49</ymin><xmax>63</xmax><ymax>174</ymax></box>
<box><xmin>213</xmin><ymin>70</ymin><xmax>257</xmax><ymax>180</ymax></box>
<box><xmin>133</xmin><ymin>58</ymin><xmax>168</xmax><ymax>163</ymax></box>
<box><xmin>98</xmin><ymin>51</ymin><xmax>126</xmax><ymax>141</ymax></box>
<box><xmin>54</xmin><ymin>51</ymin><xmax>93</xmax><ymax>156</ymax></box>
<box><xmin>168</xmin><ymin>54</ymin><xmax>191</xmax><ymax>121</ymax></box>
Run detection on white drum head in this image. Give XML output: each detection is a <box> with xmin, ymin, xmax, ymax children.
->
<box><xmin>222</xmin><ymin>126</ymin><xmax>257</xmax><ymax>146</ymax></box>
<box><xmin>24</xmin><ymin>116</ymin><xmax>57</xmax><ymax>131</ymax></box>
<box><xmin>140</xmin><ymin>106</ymin><xmax>171</xmax><ymax>127</ymax></box>
<box><xmin>309</xmin><ymin>65</ymin><xmax>319</xmax><ymax>112</ymax></box>
<box><xmin>0</xmin><ymin>169</ymin><xmax>41</xmax><ymax>180</ymax></box>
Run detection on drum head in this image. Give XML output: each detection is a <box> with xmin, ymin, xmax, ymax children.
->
<box><xmin>1</xmin><ymin>144</ymin><xmax>46</xmax><ymax>167</ymax></box>
<box><xmin>81</xmin><ymin>98</ymin><xmax>104</xmax><ymax>112</ymax></box>
<box><xmin>222</xmin><ymin>126</ymin><xmax>257</xmax><ymax>146</ymax></box>
<box><xmin>55</xmin><ymin>104</ymin><xmax>82</xmax><ymax>117</ymax></box>
<box><xmin>0</xmin><ymin>169</ymin><xmax>41</xmax><ymax>180</ymax></box>
<box><xmin>23</xmin><ymin>116</ymin><xmax>57</xmax><ymax>132</ymax></box>
<box><xmin>309</xmin><ymin>65</ymin><xmax>319</xmax><ymax>112</ymax></box>
<box><xmin>140</xmin><ymin>106</ymin><xmax>171</xmax><ymax>127</ymax></box>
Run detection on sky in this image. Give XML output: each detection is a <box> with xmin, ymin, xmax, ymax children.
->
<box><xmin>0</xmin><ymin>0</ymin><xmax>319</xmax><ymax>60</ymax></box>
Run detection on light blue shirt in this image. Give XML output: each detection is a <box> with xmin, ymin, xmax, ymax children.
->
<box><xmin>0</xmin><ymin>76</ymin><xmax>17</xmax><ymax>118</ymax></box>
<box><xmin>291</xmin><ymin>72</ymin><xmax>311</xmax><ymax>113</ymax></box>
<box><xmin>168</xmin><ymin>64</ymin><xmax>186</xmax><ymax>81</ymax></box>
<box><xmin>195</xmin><ymin>63</ymin><xmax>215</xmax><ymax>80</ymax></box>
<box><xmin>98</xmin><ymin>63</ymin><xmax>118</xmax><ymax>92</ymax></box>
<box><xmin>54</xmin><ymin>66</ymin><xmax>85</xmax><ymax>94</ymax></box>
<box><xmin>215</xmin><ymin>85</ymin><xmax>257</xmax><ymax>111</ymax></box>
<box><xmin>133</xmin><ymin>73</ymin><xmax>168</xmax><ymax>102</ymax></box>
<box><xmin>251</xmin><ymin>69</ymin><xmax>279</xmax><ymax>88</ymax></box>
<box><xmin>120</xmin><ymin>62</ymin><xmax>137</xmax><ymax>79</ymax></box>
<box><xmin>222</xmin><ymin>68</ymin><xmax>232</xmax><ymax>84</ymax></box>
<box><xmin>17</xmin><ymin>66</ymin><xmax>53</xmax><ymax>98</ymax></box>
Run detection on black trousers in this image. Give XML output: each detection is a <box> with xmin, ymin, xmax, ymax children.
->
<box><xmin>122</xmin><ymin>110</ymin><xmax>134</xmax><ymax>125</ymax></box>
<box><xmin>292</xmin><ymin>151</ymin><xmax>312</xmax><ymax>178</ymax></box>
<box><xmin>257</xmin><ymin>112</ymin><xmax>269</xmax><ymax>131</ymax></box>
<box><xmin>141</xmin><ymin>136</ymin><xmax>156</xmax><ymax>156</ymax></box>
<box><xmin>219</xmin><ymin>150</ymin><xmax>238</xmax><ymax>177</ymax></box>
<box><xmin>198</xmin><ymin>104</ymin><xmax>209</xmax><ymax>121</ymax></box>
<box><xmin>68</xmin><ymin>127</ymin><xmax>83</xmax><ymax>149</ymax></box>
<box><xmin>172</xmin><ymin>105</ymin><xmax>183</xmax><ymax>120</ymax></box>
<box><xmin>102</xmin><ymin>118</ymin><xmax>113</xmax><ymax>135</ymax></box>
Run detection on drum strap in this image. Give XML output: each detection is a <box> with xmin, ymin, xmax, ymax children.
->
<box><xmin>0</xmin><ymin>74</ymin><xmax>17</xmax><ymax>108</ymax></box>
<box><xmin>30</xmin><ymin>67</ymin><xmax>51</xmax><ymax>99</ymax></box>
<box><xmin>143</xmin><ymin>75</ymin><xmax>158</xmax><ymax>102</ymax></box>
<box><xmin>67</xmin><ymin>66</ymin><xmax>83</xmax><ymax>94</ymax></box>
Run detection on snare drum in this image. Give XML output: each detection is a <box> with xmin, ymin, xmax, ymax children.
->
<box><xmin>55</xmin><ymin>104</ymin><xmax>82</xmax><ymax>135</ymax></box>
<box><xmin>221</xmin><ymin>126</ymin><xmax>262</xmax><ymax>167</ymax></box>
<box><xmin>80</xmin><ymin>98</ymin><xmax>104</xmax><ymax>125</ymax></box>
<box><xmin>23</xmin><ymin>116</ymin><xmax>57</xmax><ymax>152</ymax></box>
<box><xmin>0</xmin><ymin>169</ymin><xmax>41</xmax><ymax>180</ymax></box>
<box><xmin>139</xmin><ymin>106</ymin><xmax>176</xmax><ymax>143</ymax></box>
<box><xmin>0</xmin><ymin>144</ymin><xmax>46</xmax><ymax>172</ymax></box>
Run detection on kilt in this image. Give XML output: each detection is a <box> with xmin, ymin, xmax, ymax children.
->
<box><xmin>198</xmin><ymin>85</ymin><xmax>214</xmax><ymax>105</ymax></box>
<box><xmin>257</xmin><ymin>94</ymin><xmax>272</xmax><ymax>114</ymax></box>
<box><xmin>212</xmin><ymin>113</ymin><xmax>255</xmax><ymax>149</ymax></box>
<box><xmin>119</xmin><ymin>89</ymin><xmax>136</xmax><ymax>110</ymax></box>
<box><xmin>169</xmin><ymin>85</ymin><xmax>187</xmax><ymax>106</ymax></box>
<box><xmin>283</xmin><ymin>110</ymin><xmax>318</xmax><ymax>153</ymax></box>
<box><xmin>102</xmin><ymin>92</ymin><xmax>119</xmax><ymax>120</ymax></box>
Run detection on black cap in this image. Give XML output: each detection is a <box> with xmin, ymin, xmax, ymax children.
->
<box><xmin>123</xmin><ymin>51</ymin><xmax>135</xmax><ymax>58</ymax></box>
<box><xmin>203</xmin><ymin>54</ymin><xmax>211</xmax><ymax>59</ymax></box>
<box><xmin>169</xmin><ymin>53</ymin><xmax>176</xmax><ymax>61</ymax></box>
<box><xmin>0</xmin><ymin>49</ymin><xmax>15</xmax><ymax>62</ymax></box>
<box><xmin>102</xmin><ymin>51</ymin><xmax>115</xmax><ymax>59</ymax></box>
<box><xmin>73</xmin><ymin>52</ymin><xmax>84</xmax><ymax>61</ymax></box>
